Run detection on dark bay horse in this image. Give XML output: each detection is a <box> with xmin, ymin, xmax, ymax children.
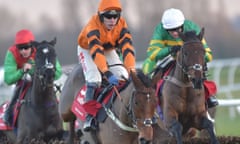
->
<box><xmin>154</xmin><ymin>28</ymin><xmax>219</xmax><ymax>144</ymax></box>
<box><xmin>15</xmin><ymin>38</ymin><xmax>64</xmax><ymax>143</ymax></box>
<box><xmin>59</xmin><ymin>65</ymin><xmax>158</xmax><ymax>144</ymax></box>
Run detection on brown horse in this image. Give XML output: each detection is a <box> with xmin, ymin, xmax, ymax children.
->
<box><xmin>59</xmin><ymin>65</ymin><xmax>158</xmax><ymax>144</ymax></box>
<box><xmin>153</xmin><ymin>28</ymin><xmax>219</xmax><ymax>144</ymax></box>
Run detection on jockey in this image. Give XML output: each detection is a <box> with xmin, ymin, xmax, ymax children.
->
<box><xmin>3</xmin><ymin>29</ymin><xmax>62</xmax><ymax>126</ymax></box>
<box><xmin>142</xmin><ymin>8</ymin><xmax>219</xmax><ymax>108</ymax></box>
<box><xmin>77</xmin><ymin>0</ymin><xmax>136</xmax><ymax>132</ymax></box>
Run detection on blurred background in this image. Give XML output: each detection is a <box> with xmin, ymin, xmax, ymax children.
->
<box><xmin>0</xmin><ymin>0</ymin><xmax>239</xmax><ymax>137</ymax></box>
<box><xmin>0</xmin><ymin>0</ymin><xmax>240</xmax><ymax>64</ymax></box>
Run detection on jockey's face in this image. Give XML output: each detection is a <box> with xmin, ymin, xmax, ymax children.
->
<box><xmin>17</xmin><ymin>44</ymin><xmax>32</xmax><ymax>58</ymax></box>
<box><xmin>167</xmin><ymin>26</ymin><xmax>183</xmax><ymax>39</ymax></box>
<box><xmin>102</xmin><ymin>10</ymin><xmax>120</xmax><ymax>30</ymax></box>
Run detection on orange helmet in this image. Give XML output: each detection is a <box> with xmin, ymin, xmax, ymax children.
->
<box><xmin>15</xmin><ymin>29</ymin><xmax>35</xmax><ymax>45</ymax></box>
<box><xmin>98</xmin><ymin>0</ymin><xmax>122</xmax><ymax>13</ymax></box>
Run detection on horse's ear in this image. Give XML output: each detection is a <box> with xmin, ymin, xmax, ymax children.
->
<box><xmin>50</xmin><ymin>37</ymin><xmax>57</xmax><ymax>46</ymax></box>
<box><xmin>31</xmin><ymin>41</ymin><xmax>39</xmax><ymax>48</ymax></box>
<box><xmin>130</xmin><ymin>69</ymin><xmax>145</xmax><ymax>89</ymax></box>
<box><xmin>198</xmin><ymin>27</ymin><xmax>205</xmax><ymax>41</ymax></box>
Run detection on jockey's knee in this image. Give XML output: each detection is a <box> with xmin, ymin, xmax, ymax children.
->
<box><xmin>109</xmin><ymin>65</ymin><xmax>129</xmax><ymax>80</ymax></box>
<box><xmin>85</xmin><ymin>70</ymin><xmax>102</xmax><ymax>86</ymax></box>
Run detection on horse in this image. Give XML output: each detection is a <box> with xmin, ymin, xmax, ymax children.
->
<box><xmin>12</xmin><ymin>38</ymin><xmax>64</xmax><ymax>143</ymax></box>
<box><xmin>59</xmin><ymin>64</ymin><xmax>158</xmax><ymax>144</ymax></box>
<box><xmin>152</xmin><ymin>28</ymin><xmax>219</xmax><ymax>144</ymax></box>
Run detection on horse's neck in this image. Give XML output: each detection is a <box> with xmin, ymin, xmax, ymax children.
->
<box><xmin>31</xmin><ymin>77</ymin><xmax>55</xmax><ymax>104</ymax></box>
<box><xmin>114</xmin><ymin>82</ymin><xmax>134</xmax><ymax>125</ymax></box>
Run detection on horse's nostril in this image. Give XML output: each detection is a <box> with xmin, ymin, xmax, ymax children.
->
<box><xmin>139</xmin><ymin>137</ymin><xmax>151</xmax><ymax>144</ymax></box>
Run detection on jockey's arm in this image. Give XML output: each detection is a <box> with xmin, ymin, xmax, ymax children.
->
<box><xmin>3</xmin><ymin>51</ymin><xmax>24</xmax><ymax>85</ymax></box>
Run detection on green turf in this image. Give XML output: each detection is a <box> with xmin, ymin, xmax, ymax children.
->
<box><xmin>215</xmin><ymin>107</ymin><xmax>240</xmax><ymax>136</ymax></box>
<box><xmin>208</xmin><ymin>67</ymin><xmax>240</xmax><ymax>136</ymax></box>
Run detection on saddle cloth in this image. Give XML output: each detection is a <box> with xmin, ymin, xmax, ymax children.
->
<box><xmin>71</xmin><ymin>81</ymin><xmax>128</xmax><ymax>123</ymax></box>
<box><xmin>0</xmin><ymin>82</ymin><xmax>31</xmax><ymax>130</ymax></box>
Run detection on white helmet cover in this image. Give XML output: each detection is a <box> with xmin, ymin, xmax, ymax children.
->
<box><xmin>161</xmin><ymin>8</ymin><xmax>185</xmax><ymax>29</ymax></box>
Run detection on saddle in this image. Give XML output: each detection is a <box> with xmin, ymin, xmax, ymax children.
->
<box><xmin>71</xmin><ymin>80</ymin><xmax>129</xmax><ymax>123</ymax></box>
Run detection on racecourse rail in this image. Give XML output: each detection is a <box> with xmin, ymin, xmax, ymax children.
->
<box><xmin>60</xmin><ymin>58</ymin><xmax>240</xmax><ymax>107</ymax></box>
<box><xmin>137</xmin><ymin>58</ymin><xmax>240</xmax><ymax>107</ymax></box>
<box><xmin>1</xmin><ymin>58</ymin><xmax>240</xmax><ymax>114</ymax></box>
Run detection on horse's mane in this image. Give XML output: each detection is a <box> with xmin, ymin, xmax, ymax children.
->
<box><xmin>135</xmin><ymin>69</ymin><xmax>152</xmax><ymax>88</ymax></box>
<box><xmin>181</xmin><ymin>30</ymin><xmax>201</xmax><ymax>42</ymax></box>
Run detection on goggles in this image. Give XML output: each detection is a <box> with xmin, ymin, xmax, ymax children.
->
<box><xmin>16</xmin><ymin>43</ymin><xmax>32</xmax><ymax>50</ymax></box>
<box><xmin>101</xmin><ymin>10</ymin><xmax>120</xmax><ymax>19</ymax></box>
<box><xmin>103</xmin><ymin>13</ymin><xmax>119</xmax><ymax>19</ymax></box>
<box><xmin>167</xmin><ymin>26</ymin><xmax>183</xmax><ymax>32</ymax></box>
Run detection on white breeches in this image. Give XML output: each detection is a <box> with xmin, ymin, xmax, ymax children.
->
<box><xmin>78</xmin><ymin>46</ymin><xmax>129</xmax><ymax>86</ymax></box>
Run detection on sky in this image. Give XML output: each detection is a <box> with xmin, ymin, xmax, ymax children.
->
<box><xmin>0</xmin><ymin>0</ymin><xmax>63</xmax><ymax>30</ymax></box>
<box><xmin>1</xmin><ymin>0</ymin><xmax>240</xmax><ymax>28</ymax></box>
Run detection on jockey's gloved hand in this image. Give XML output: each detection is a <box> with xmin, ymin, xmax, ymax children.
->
<box><xmin>169</xmin><ymin>45</ymin><xmax>181</xmax><ymax>54</ymax></box>
<box><xmin>104</xmin><ymin>71</ymin><xmax>119</xmax><ymax>85</ymax></box>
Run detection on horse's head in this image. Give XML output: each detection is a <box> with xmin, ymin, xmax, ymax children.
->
<box><xmin>130</xmin><ymin>69</ymin><xmax>157</xmax><ymax>143</ymax></box>
<box><xmin>32</xmin><ymin>38</ymin><xmax>57</xmax><ymax>88</ymax></box>
<box><xmin>177</xmin><ymin>28</ymin><xmax>206</xmax><ymax>89</ymax></box>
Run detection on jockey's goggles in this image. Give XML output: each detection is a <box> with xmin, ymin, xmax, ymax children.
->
<box><xmin>166</xmin><ymin>26</ymin><xmax>183</xmax><ymax>32</ymax></box>
<box><xmin>102</xmin><ymin>10</ymin><xmax>120</xmax><ymax>19</ymax></box>
<box><xmin>17</xmin><ymin>43</ymin><xmax>32</xmax><ymax>50</ymax></box>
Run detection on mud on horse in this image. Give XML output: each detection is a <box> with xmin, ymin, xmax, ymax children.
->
<box><xmin>156</xmin><ymin>28</ymin><xmax>219</xmax><ymax>144</ymax></box>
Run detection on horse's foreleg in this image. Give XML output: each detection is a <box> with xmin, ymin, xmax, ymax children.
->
<box><xmin>66</xmin><ymin>120</ymin><xmax>76</xmax><ymax>144</ymax></box>
<box><xmin>201</xmin><ymin>117</ymin><xmax>219</xmax><ymax>144</ymax></box>
<box><xmin>168</xmin><ymin>119</ymin><xmax>183</xmax><ymax>144</ymax></box>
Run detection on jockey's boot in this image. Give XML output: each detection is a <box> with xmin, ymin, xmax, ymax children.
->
<box><xmin>3</xmin><ymin>88</ymin><xmax>20</xmax><ymax>126</ymax></box>
<box><xmin>207</xmin><ymin>95</ymin><xmax>219</xmax><ymax>108</ymax></box>
<box><xmin>83</xmin><ymin>83</ymin><xmax>98</xmax><ymax>132</ymax></box>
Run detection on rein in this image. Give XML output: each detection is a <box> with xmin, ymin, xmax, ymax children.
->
<box><xmin>164</xmin><ymin>40</ymin><xmax>205</xmax><ymax>88</ymax></box>
<box><xmin>104</xmin><ymin>85</ymin><xmax>155</xmax><ymax>132</ymax></box>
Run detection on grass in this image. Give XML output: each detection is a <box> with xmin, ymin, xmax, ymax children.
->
<box><xmin>208</xmin><ymin>66</ymin><xmax>240</xmax><ymax>136</ymax></box>
<box><xmin>215</xmin><ymin>106</ymin><xmax>240</xmax><ymax>136</ymax></box>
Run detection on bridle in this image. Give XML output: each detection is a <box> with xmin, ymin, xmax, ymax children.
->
<box><xmin>35</xmin><ymin>47</ymin><xmax>56</xmax><ymax>90</ymax></box>
<box><xmin>127</xmin><ymin>89</ymin><xmax>155</xmax><ymax>130</ymax></box>
<box><xmin>176</xmin><ymin>40</ymin><xmax>206</xmax><ymax>88</ymax></box>
<box><xmin>177</xmin><ymin>41</ymin><xmax>204</xmax><ymax>73</ymax></box>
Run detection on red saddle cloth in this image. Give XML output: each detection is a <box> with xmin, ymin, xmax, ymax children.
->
<box><xmin>0</xmin><ymin>82</ymin><xmax>31</xmax><ymax>130</ymax></box>
<box><xmin>0</xmin><ymin>102</ymin><xmax>12</xmax><ymax>130</ymax></box>
<box><xmin>71</xmin><ymin>82</ymin><xmax>126</xmax><ymax>121</ymax></box>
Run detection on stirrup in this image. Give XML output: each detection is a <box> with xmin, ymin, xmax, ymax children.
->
<box><xmin>83</xmin><ymin>116</ymin><xmax>96</xmax><ymax>132</ymax></box>
<box><xmin>207</xmin><ymin>96</ymin><xmax>219</xmax><ymax>108</ymax></box>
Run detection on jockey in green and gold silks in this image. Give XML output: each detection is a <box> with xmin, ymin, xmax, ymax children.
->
<box><xmin>142</xmin><ymin>8</ymin><xmax>218</xmax><ymax>109</ymax></box>
<box><xmin>142</xmin><ymin>20</ymin><xmax>212</xmax><ymax>75</ymax></box>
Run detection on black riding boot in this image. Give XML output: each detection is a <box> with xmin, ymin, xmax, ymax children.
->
<box><xmin>3</xmin><ymin>86</ymin><xmax>20</xmax><ymax>126</ymax></box>
<box><xmin>83</xmin><ymin>83</ymin><xmax>98</xmax><ymax>132</ymax></box>
<box><xmin>207</xmin><ymin>95</ymin><xmax>219</xmax><ymax>108</ymax></box>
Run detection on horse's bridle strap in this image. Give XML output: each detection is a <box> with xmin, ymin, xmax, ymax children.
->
<box><xmin>163</xmin><ymin>76</ymin><xmax>192</xmax><ymax>87</ymax></box>
<box><xmin>103</xmin><ymin>105</ymin><xmax>139</xmax><ymax>132</ymax></box>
